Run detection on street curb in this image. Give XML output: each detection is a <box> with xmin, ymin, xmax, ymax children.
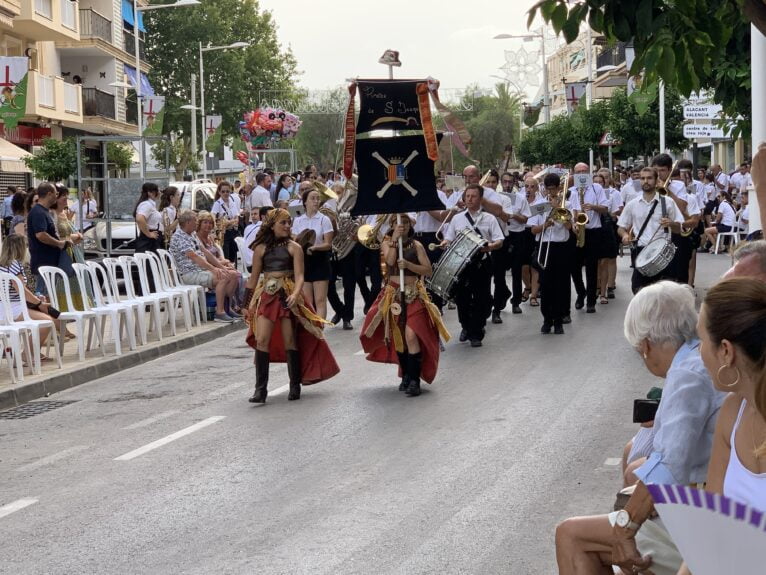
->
<box><xmin>0</xmin><ymin>321</ymin><xmax>246</xmax><ymax>411</ymax></box>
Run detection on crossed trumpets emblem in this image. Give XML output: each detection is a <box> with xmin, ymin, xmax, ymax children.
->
<box><xmin>372</xmin><ymin>150</ymin><xmax>419</xmax><ymax>198</ymax></box>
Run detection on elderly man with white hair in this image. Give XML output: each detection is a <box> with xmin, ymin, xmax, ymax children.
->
<box><xmin>554</xmin><ymin>281</ymin><xmax>725</xmax><ymax>575</ymax></box>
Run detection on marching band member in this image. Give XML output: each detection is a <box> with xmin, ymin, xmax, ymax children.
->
<box><xmin>243</xmin><ymin>208</ymin><xmax>339</xmax><ymax>403</ymax></box>
<box><xmin>593</xmin><ymin>172</ymin><xmax>622</xmax><ymax>302</ymax></box>
<box><xmin>617</xmin><ymin>167</ymin><xmax>684</xmax><ymax>294</ymax></box>
<box><xmin>291</xmin><ymin>186</ymin><xmax>334</xmax><ymax>320</ymax></box>
<box><xmin>500</xmin><ymin>171</ymin><xmax>531</xmax><ymax>316</ymax></box>
<box><xmin>522</xmin><ymin>178</ymin><xmax>544</xmax><ymax>307</ymax></box>
<box><xmin>360</xmin><ymin>215</ymin><xmax>449</xmax><ymax>397</ymax></box>
<box><xmin>211</xmin><ymin>180</ymin><xmax>242</xmax><ymax>263</ymax></box>
<box><xmin>569</xmin><ymin>163</ymin><xmax>609</xmax><ymax>314</ymax></box>
<box><xmin>441</xmin><ymin>183</ymin><xmax>504</xmax><ymax>348</ymax></box>
<box><xmin>530</xmin><ymin>173</ymin><xmax>575</xmax><ymax>334</ymax></box>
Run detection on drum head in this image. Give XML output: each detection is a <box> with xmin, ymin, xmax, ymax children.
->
<box><xmin>636</xmin><ymin>239</ymin><xmax>663</xmax><ymax>265</ymax></box>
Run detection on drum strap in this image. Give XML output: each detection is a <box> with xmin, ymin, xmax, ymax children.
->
<box><xmin>464</xmin><ymin>212</ymin><xmax>484</xmax><ymax>239</ymax></box>
<box><xmin>635</xmin><ymin>200</ymin><xmax>659</xmax><ymax>246</ymax></box>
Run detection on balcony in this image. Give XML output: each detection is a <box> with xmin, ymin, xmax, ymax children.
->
<box><xmin>24</xmin><ymin>71</ymin><xmax>83</xmax><ymax>123</ymax></box>
<box><xmin>596</xmin><ymin>42</ymin><xmax>626</xmax><ymax>72</ymax></box>
<box><xmin>15</xmin><ymin>0</ymin><xmax>80</xmax><ymax>42</ymax></box>
<box><xmin>82</xmin><ymin>87</ymin><xmax>115</xmax><ymax>120</ymax></box>
<box><xmin>79</xmin><ymin>8</ymin><xmax>112</xmax><ymax>43</ymax></box>
<box><xmin>123</xmin><ymin>29</ymin><xmax>146</xmax><ymax>62</ymax></box>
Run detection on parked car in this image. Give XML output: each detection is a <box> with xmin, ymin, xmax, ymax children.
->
<box><xmin>82</xmin><ymin>180</ymin><xmax>218</xmax><ymax>258</ymax></box>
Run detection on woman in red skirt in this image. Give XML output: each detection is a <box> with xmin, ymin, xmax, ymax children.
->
<box><xmin>360</xmin><ymin>215</ymin><xmax>450</xmax><ymax>396</ymax></box>
<box><xmin>243</xmin><ymin>208</ymin><xmax>339</xmax><ymax>403</ymax></box>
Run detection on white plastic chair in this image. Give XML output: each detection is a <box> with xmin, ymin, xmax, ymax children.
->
<box><xmin>37</xmin><ymin>266</ymin><xmax>106</xmax><ymax>361</ymax></box>
<box><xmin>113</xmin><ymin>256</ymin><xmax>165</xmax><ymax>342</ymax></box>
<box><xmin>133</xmin><ymin>253</ymin><xmax>191</xmax><ymax>334</ymax></box>
<box><xmin>0</xmin><ymin>332</ymin><xmax>18</xmax><ymax>385</ymax></box>
<box><xmin>73</xmin><ymin>263</ymin><xmax>137</xmax><ymax>355</ymax></box>
<box><xmin>0</xmin><ymin>271</ymin><xmax>62</xmax><ymax>374</ymax></box>
<box><xmin>153</xmin><ymin>250</ymin><xmax>203</xmax><ymax>327</ymax></box>
<box><xmin>87</xmin><ymin>260</ymin><xmax>147</xmax><ymax>346</ymax></box>
<box><xmin>157</xmin><ymin>249</ymin><xmax>207</xmax><ymax>324</ymax></box>
<box><xmin>233</xmin><ymin>236</ymin><xmax>251</xmax><ymax>281</ymax></box>
<box><xmin>714</xmin><ymin>223</ymin><xmax>740</xmax><ymax>254</ymax></box>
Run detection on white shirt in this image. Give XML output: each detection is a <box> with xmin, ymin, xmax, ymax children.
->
<box><xmin>691</xmin><ymin>179</ymin><xmax>707</xmax><ymax>209</ymax></box>
<box><xmin>738</xmin><ymin>206</ymin><xmax>750</xmax><ymax>234</ymax></box>
<box><xmin>443</xmin><ymin>209</ymin><xmax>503</xmax><ymax>243</ymax></box>
<box><xmin>292</xmin><ymin>212</ymin><xmax>333</xmax><ymax>246</ymax></box>
<box><xmin>730</xmin><ymin>172</ymin><xmax>752</xmax><ymax>191</ymax></box>
<box><xmin>715</xmin><ymin>172</ymin><xmax>730</xmax><ymax>192</ymax></box>
<box><xmin>483</xmin><ymin>189</ymin><xmax>513</xmax><ymax>236</ymax></box>
<box><xmin>136</xmin><ymin>198</ymin><xmax>161</xmax><ymax>230</ymax></box>
<box><xmin>70</xmin><ymin>198</ymin><xmax>97</xmax><ymax>230</ymax></box>
<box><xmin>414</xmin><ymin>190</ymin><xmax>447</xmax><ymax>234</ymax></box>
<box><xmin>442</xmin><ymin>192</ymin><xmax>462</xmax><ymax>209</ymax></box>
<box><xmin>668</xmin><ymin>181</ymin><xmax>702</xmax><ymax>216</ymax></box>
<box><xmin>526</xmin><ymin>195</ymin><xmax>549</xmax><ymax>229</ymax></box>
<box><xmin>703</xmin><ymin>182</ymin><xmax>717</xmax><ymax>202</ymax></box>
<box><xmin>211</xmin><ymin>195</ymin><xmax>241</xmax><ymax>220</ymax></box>
<box><xmin>604</xmin><ymin>187</ymin><xmax>624</xmax><ymax>215</ymax></box>
<box><xmin>498</xmin><ymin>189</ymin><xmax>532</xmax><ymax>233</ymax></box>
<box><xmin>159</xmin><ymin>205</ymin><xmax>177</xmax><ymax>232</ymax></box>
<box><xmin>527</xmin><ymin>213</ymin><xmax>571</xmax><ymax>243</ymax></box>
<box><xmin>717</xmin><ymin>201</ymin><xmax>737</xmax><ymax>227</ymax></box>
<box><xmin>622</xmin><ymin>182</ymin><xmax>642</xmax><ymax>206</ymax></box>
<box><xmin>242</xmin><ymin>221</ymin><xmax>261</xmax><ymax>267</ymax></box>
<box><xmin>249</xmin><ymin>185</ymin><xmax>273</xmax><ymax>208</ymax></box>
<box><xmin>617</xmin><ymin>193</ymin><xmax>685</xmax><ymax>247</ymax></box>
<box><xmin>568</xmin><ymin>183</ymin><xmax>607</xmax><ymax>229</ymax></box>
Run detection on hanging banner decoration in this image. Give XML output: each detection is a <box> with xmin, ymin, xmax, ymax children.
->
<box><xmin>356</xmin><ymin>79</ymin><xmax>424</xmax><ymax>133</ymax></box>
<box><xmin>342</xmin><ymin>82</ymin><xmax>357</xmax><ymax>179</ymax></box>
<box><xmin>352</xmin><ymin>133</ymin><xmax>443</xmax><ymax>217</ymax></box>
<box><xmin>142</xmin><ymin>95</ymin><xmax>165</xmax><ymax>136</ymax></box>
<box><xmin>0</xmin><ymin>57</ymin><xmax>29</xmax><ymax>130</ymax></box>
<box><xmin>564</xmin><ymin>81</ymin><xmax>587</xmax><ymax>114</ymax></box>
<box><xmin>426</xmin><ymin>77</ymin><xmax>472</xmax><ymax>159</ymax></box>
<box><xmin>205</xmin><ymin>115</ymin><xmax>223</xmax><ymax>152</ymax></box>
<box><xmin>629</xmin><ymin>80</ymin><xmax>659</xmax><ymax>117</ymax></box>
<box><xmin>523</xmin><ymin>102</ymin><xmax>542</xmax><ymax>127</ymax></box>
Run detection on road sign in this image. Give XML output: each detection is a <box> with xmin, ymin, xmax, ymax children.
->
<box><xmin>599</xmin><ymin>131</ymin><xmax>621</xmax><ymax>146</ymax></box>
<box><xmin>683</xmin><ymin>104</ymin><xmax>723</xmax><ymax>120</ymax></box>
<box><xmin>683</xmin><ymin>124</ymin><xmax>725</xmax><ymax>139</ymax></box>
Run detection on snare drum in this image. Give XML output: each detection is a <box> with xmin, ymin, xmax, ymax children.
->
<box><xmin>426</xmin><ymin>228</ymin><xmax>485</xmax><ymax>300</ymax></box>
<box><xmin>635</xmin><ymin>238</ymin><xmax>677</xmax><ymax>277</ymax></box>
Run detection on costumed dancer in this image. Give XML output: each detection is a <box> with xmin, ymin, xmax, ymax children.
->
<box><xmin>360</xmin><ymin>215</ymin><xmax>449</xmax><ymax>397</ymax></box>
<box><xmin>243</xmin><ymin>208</ymin><xmax>339</xmax><ymax>403</ymax></box>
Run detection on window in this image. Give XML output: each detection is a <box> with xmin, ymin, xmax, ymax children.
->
<box><xmin>34</xmin><ymin>0</ymin><xmax>52</xmax><ymax>20</ymax></box>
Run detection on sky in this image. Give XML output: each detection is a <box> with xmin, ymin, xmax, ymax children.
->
<box><xmin>259</xmin><ymin>0</ymin><xmax>547</xmax><ymax>103</ymax></box>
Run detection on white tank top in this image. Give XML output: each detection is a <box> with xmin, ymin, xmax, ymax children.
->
<box><xmin>723</xmin><ymin>399</ymin><xmax>766</xmax><ymax>511</ymax></box>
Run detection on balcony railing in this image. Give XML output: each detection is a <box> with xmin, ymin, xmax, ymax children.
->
<box><xmin>79</xmin><ymin>8</ymin><xmax>111</xmax><ymax>42</ymax></box>
<box><xmin>34</xmin><ymin>0</ymin><xmax>51</xmax><ymax>19</ymax></box>
<box><xmin>64</xmin><ymin>83</ymin><xmax>80</xmax><ymax>114</ymax></box>
<box><xmin>82</xmin><ymin>87</ymin><xmax>115</xmax><ymax>120</ymax></box>
<box><xmin>596</xmin><ymin>42</ymin><xmax>626</xmax><ymax>72</ymax></box>
<box><xmin>61</xmin><ymin>0</ymin><xmax>77</xmax><ymax>31</ymax></box>
<box><xmin>123</xmin><ymin>29</ymin><xmax>145</xmax><ymax>61</ymax></box>
<box><xmin>37</xmin><ymin>74</ymin><xmax>55</xmax><ymax>108</ymax></box>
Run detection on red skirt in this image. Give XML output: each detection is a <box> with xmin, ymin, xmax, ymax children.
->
<box><xmin>359</xmin><ymin>286</ymin><xmax>444</xmax><ymax>384</ymax></box>
<box><xmin>246</xmin><ymin>291</ymin><xmax>339</xmax><ymax>385</ymax></box>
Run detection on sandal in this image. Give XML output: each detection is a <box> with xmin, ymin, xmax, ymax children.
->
<box><xmin>600</xmin><ymin>296</ymin><xmax>609</xmax><ymax>304</ymax></box>
<box><xmin>521</xmin><ymin>288</ymin><xmax>531</xmax><ymax>302</ymax></box>
<box><xmin>529</xmin><ymin>296</ymin><xmax>539</xmax><ymax>307</ymax></box>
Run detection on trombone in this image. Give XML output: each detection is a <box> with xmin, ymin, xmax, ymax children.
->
<box><xmin>428</xmin><ymin>206</ymin><xmax>462</xmax><ymax>251</ymax></box>
<box><xmin>537</xmin><ymin>182</ymin><xmax>572</xmax><ymax>269</ymax></box>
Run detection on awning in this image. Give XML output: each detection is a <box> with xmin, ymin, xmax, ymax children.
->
<box><xmin>124</xmin><ymin>64</ymin><xmax>155</xmax><ymax>96</ymax></box>
<box><xmin>121</xmin><ymin>0</ymin><xmax>146</xmax><ymax>33</ymax></box>
<box><xmin>0</xmin><ymin>137</ymin><xmax>32</xmax><ymax>173</ymax></box>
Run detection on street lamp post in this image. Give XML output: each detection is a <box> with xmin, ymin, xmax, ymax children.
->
<box><xmin>180</xmin><ymin>74</ymin><xmax>200</xmax><ymax>178</ymax></box>
<box><xmin>199</xmin><ymin>41</ymin><xmax>249</xmax><ymax>179</ymax></box>
<box><xmin>493</xmin><ymin>30</ymin><xmax>550</xmax><ymax>123</ymax></box>
<box><xmin>132</xmin><ymin>0</ymin><xmax>199</xmax><ymax>180</ymax></box>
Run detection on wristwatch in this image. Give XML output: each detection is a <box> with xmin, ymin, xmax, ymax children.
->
<box><xmin>615</xmin><ymin>509</ymin><xmax>640</xmax><ymax>531</ymax></box>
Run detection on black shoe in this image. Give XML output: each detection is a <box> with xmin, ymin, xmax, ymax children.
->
<box><xmin>541</xmin><ymin>321</ymin><xmax>552</xmax><ymax>334</ymax></box>
<box><xmin>470</xmin><ymin>339</ymin><xmax>483</xmax><ymax>347</ymax></box>
<box><xmin>562</xmin><ymin>315</ymin><xmax>572</xmax><ymax>324</ymax></box>
<box><xmin>575</xmin><ymin>296</ymin><xmax>585</xmax><ymax>310</ymax></box>
<box><xmin>342</xmin><ymin>320</ymin><xmax>353</xmax><ymax>330</ymax></box>
<box><xmin>405</xmin><ymin>352</ymin><xmax>422</xmax><ymax>396</ymax></box>
<box><xmin>249</xmin><ymin>350</ymin><xmax>270</xmax><ymax>403</ymax></box>
<box><xmin>330</xmin><ymin>313</ymin><xmax>341</xmax><ymax>325</ymax></box>
<box><xmin>586</xmin><ymin>306</ymin><xmax>596</xmax><ymax>313</ymax></box>
<box><xmin>607</xmin><ymin>288</ymin><xmax>616</xmax><ymax>299</ymax></box>
<box><xmin>491</xmin><ymin>311</ymin><xmax>502</xmax><ymax>324</ymax></box>
<box><xmin>512</xmin><ymin>306</ymin><xmax>522</xmax><ymax>314</ymax></box>
<box><xmin>286</xmin><ymin>349</ymin><xmax>301</xmax><ymax>401</ymax></box>
<box><xmin>397</xmin><ymin>352</ymin><xmax>409</xmax><ymax>391</ymax></box>
<box><xmin>459</xmin><ymin>329</ymin><xmax>468</xmax><ymax>342</ymax></box>
<box><xmin>553</xmin><ymin>323</ymin><xmax>565</xmax><ymax>334</ymax></box>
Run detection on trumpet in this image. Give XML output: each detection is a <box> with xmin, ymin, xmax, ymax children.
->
<box><xmin>428</xmin><ymin>206</ymin><xmax>461</xmax><ymax>251</ymax></box>
<box><xmin>537</xmin><ymin>188</ymin><xmax>571</xmax><ymax>269</ymax></box>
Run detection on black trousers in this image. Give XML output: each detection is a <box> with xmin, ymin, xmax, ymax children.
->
<box><xmin>222</xmin><ymin>228</ymin><xmax>239</xmax><ymax>263</ymax></box>
<box><xmin>354</xmin><ymin>243</ymin><xmax>382</xmax><ymax>312</ymax></box>
<box><xmin>491</xmin><ymin>236</ymin><xmax>512</xmax><ymax>312</ymax></box>
<box><xmin>455</xmin><ymin>256</ymin><xmax>492</xmax><ymax>340</ymax></box>
<box><xmin>327</xmin><ymin>251</ymin><xmax>357</xmax><ymax>321</ymax></box>
<box><xmin>630</xmin><ymin>244</ymin><xmax>677</xmax><ymax>294</ymax></box>
<box><xmin>508</xmin><ymin>231</ymin><xmax>527</xmax><ymax>306</ymax></box>
<box><xmin>570</xmin><ymin>228</ymin><xmax>602</xmax><ymax>306</ymax></box>
<box><xmin>134</xmin><ymin>231</ymin><xmax>162</xmax><ymax>294</ymax></box>
<box><xmin>415</xmin><ymin>232</ymin><xmax>444</xmax><ymax>309</ymax></box>
<box><xmin>670</xmin><ymin>233</ymin><xmax>692</xmax><ymax>284</ymax></box>
<box><xmin>540</xmin><ymin>241</ymin><xmax>573</xmax><ymax>325</ymax></box>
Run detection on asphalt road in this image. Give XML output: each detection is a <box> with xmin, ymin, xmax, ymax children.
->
<box><xmin>0</xmin><ymin>254</ymin><xmax>731</xmax><ymax>575</ymax></box>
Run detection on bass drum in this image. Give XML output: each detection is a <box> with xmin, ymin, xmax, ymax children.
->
<box><xmin>426</xmin><ymin>228</ymin><xmax>485</xmax><ymax>300</ymax></box>
<box><xmin>635</xmin><ymin>237</ymin><xmax>677</xmax><ymax>277</ymax></box>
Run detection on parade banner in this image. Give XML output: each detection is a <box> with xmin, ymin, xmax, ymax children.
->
<box><xmin>142</xmin><ymin>95</ymin><xmax>165</xmax><ymax>136</ymax></box>
<box><xmin>0</xmin><ymin>57</ymin><xmax>29</xmax><ymax>130</ymax></box>
<box><xmin>564</xmin><ymin>81</ymin><xmax>587</xmax><ymax>114</ymax></box>
<box><xmin>356</xmin><ymin>80</ymin><xmax>424</xmax><ymax>134</ymax></box>
<box><xmin>352</xmin><ymin>133</ymin><xmax>443</xmax><ymax>217</ymax></box>
<box><xmin>205</xmin><ymin>115</ymin><xmax>223</xmax><ymax>152</ymax></box>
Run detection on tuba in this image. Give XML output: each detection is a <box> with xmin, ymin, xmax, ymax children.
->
<box><xmin>357</xmin><ymin>214</ymin><xmax>388</xmax><ymax>250</ymax></box>
<box><xmin>327</xmin><ymin>178</ymin><xmax>361</xmax><ymax>260</ymax></box>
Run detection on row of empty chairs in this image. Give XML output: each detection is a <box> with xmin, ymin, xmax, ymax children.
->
<box><xmin>0</xmin><ymin>250</ymin><xmax>207</xmax><ymax>384</ymax></box>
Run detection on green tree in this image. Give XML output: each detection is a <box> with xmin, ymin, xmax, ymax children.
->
<box><xmin>144</xmin><ymin>0</ymin><xmax>297</xmax><ymax>172</ymax></box>
<box><xmin>527</xmin><ymin>0</ymin><xmax>752</xmax><ymax>135</ymax></box>
<box><xmin>106</xmin><ymin>142</ymin><xmax>134</xmax><ymax>176</ymax></box>
<box><xmin>292</xmin><ymin>87</ymin><xmax>348</xmax><ymax>172</ymax></box>
<box><xmin>23</xmin><ymin>137</ymin><xmax>81</xmax><ymax>182</ymax></box>
<box><xmin>151</xmin><ymin>137</ymin><xmax>201</xmax><ymax>181</ymax></box>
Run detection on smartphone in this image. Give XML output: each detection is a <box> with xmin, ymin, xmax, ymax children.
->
<box><xmin>633</xmin><ymin>399</ymin><xmax>660</xmax><ymax>423</ymax></box>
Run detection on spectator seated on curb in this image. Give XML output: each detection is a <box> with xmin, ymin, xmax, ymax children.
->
<box><xmin>168</xmin><ymin>210</ymin><xmax>239</xmax><ymax>323</ymax></box>
<box><xmin>554</xmin><ymin>281</ymin><xmax>726</xmax><ymax>575</ymax></box>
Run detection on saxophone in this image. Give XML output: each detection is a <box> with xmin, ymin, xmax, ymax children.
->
<box><xmin>576</xmin><ymin>185</ymin><xmax>588</xmax><ymax>248</ymax></box>
<box><xmin>215</xmin><ymin>214</ymin><xmax>229</xmax><ymax>248</ymax></box>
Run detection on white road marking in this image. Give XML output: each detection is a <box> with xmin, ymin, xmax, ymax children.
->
<box><xmin>114</xmin><ymin>416</ymin><xmax>226</xmax><ymax>461</ymax></box>
<box><xmin>122</xmin><ymin>410</ymin><xmax>180</xmax><ymax>430</ymax></box>
<box><xmin>0</xmin><ymin>498</ymin><xmax>38</xmax><ymax>519</ymax></box>
<box><xmin>270</xmin><ymin>384</ymin><xmax>289</xmax><ymax>396</ymax></box>
<box><xmin>17</xmin><ymin>445</ymin><xmax>89</xmax><ymax>472</ymax></box>
<box><xmin>604</xmin><ymin>458</ymin><xmax>622</xmax><ymax>467</ymax></box>
<box><xmin>354</xmin><ymin>350</ymin><xmax>365</xmax><ymax>356</ymax></box>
